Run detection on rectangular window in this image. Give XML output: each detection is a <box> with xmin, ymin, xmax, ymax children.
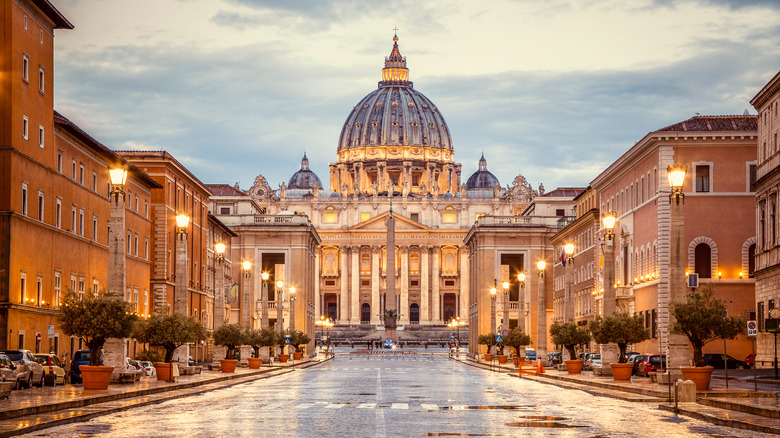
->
<box><xmin>555</xmin><ymin>209</ymin><xmax>565</xmax><ymax>216</ymax></box>
<box><xmin>20</xmin><ymin>272</ymin><xmax>27</xmax><ymax>304</ymax></box>
<box><xmin>220</xmin><ymin>206</ymin><xmax>230</xmax><ymax>215</ymax></box>
<box><xmin>55</xmin><ymin>199</ymin><xmax>61</xmax><ymax>228</ymax></box>
<box><xmin>37</xmin><ymin>191</ymin><xmax>44</xmax><ymax>221</ymax></box>
<box><xmin>144</xmin><ymin>201</ymin><xmax>149</xmax><ymax>218</ymax></box>
<box><xmin>134</xmin><ymin>233</ymin><xmax>138</xmax><ymax>256</ymax></box>
<box><xmin>70</xmin><ymin>274</ymin><xmax>76</xmax><ymax>294</ymax></box>
<box><xmin>641</xmin><ymin>177</ymin><xmax>645</xmax><ymax>203</ymax></box>
<box><xmin>759</xmin><ymin>301</ymin><xmax>765</xmax><ymax>332</ymax></box>
<box><xmin>127</xmin><ymin>230</ymin><xmax>132</xmax><ymax>254</ymax></box>
<box><xmin>144</xmin><ymin>237</ymin><xmax>149</xmax><ymax>259</ymax></box>
<box><xmin>38</xmin><ymin>125</ymin><xmax>44</xmax><ymax>148</ymax></box>
<box><xmin>323</xmin><ymin>212</ymin><xmax>338</xmax><ymax>223</ymax></box>
<box><xmin>92</xmin><ymin>172</ymin><xmax>97</xmax><ymax>191</ymax></box>
<box><xmin>36</xmin><ymin>276</ymin><xmax>42</xmax><ymax>307</ymax></box>
<box><xmin>651</xmin><ymin>308</ymin><xmax>657</xmax><ymax>339</ymax></box>
<box><xmin>749</xmin><ymin>163</ymin><xmax>757</xmax><ymax>191</ymax></box>
<box><xmin>79</xmin><ymin>209</ymin><xmax>84</xmax><ymax>236</ymax></box>
<box><xmin>410</xmin><ymin>213</ymin><xmax>419</xmax><ymax>222</ymax></box>
<box><xmin>18</xmin><ymin>332</ymin><xmax>24</xmax><ymax>350</ymax></box>
<box><xmin>135</xmin><ymin>196</ymin><xmax>138</xmax><ymax>212</ymax></box>
<box><xmin>22</xmin><ymin>54</ymin><xmax>29</xmax><ymax>82</ymax></box>
<box><xmin>92</xmin><ymin>215</ymin><xmax>98</xmax><ymax>242</ymax></box>
<box><xmin>695</xmin><ymin>165</ymin><xmax>710</xmax><ymax>192</ymax></box>
<box><xmin>79</xmin><ymin>164</ymin><xmax>84</xmax><ymax>184</ymax></box>
<box><xmin>57</xmin><ymin>151</ymin><xmax>62</xmax><ymax>173</ymax></box>
<box><xmin>54</xmin><ymin>272</ymin><xmax>61</xmax><ymax>308</ymax></box>
<box><xmin>71</xmin><ymin>207</ymin><xmax>76</xmax><ymax>234</ymax></box>
<box><xmin>360</xmin><ymin>212</ymin><xmax>370</xmax><ymax>222</ymax></box>
<box><xmin>21</xmin><ymin>184</ymin><xmax>28</xmax><ymax>215</ymax></box>
<box><xmin>22</xmin><ymin>116</ymin><xmax>28</xmax><ymax>140</ymax></box>
<box><xmin>93</xmin><ymin>279</ymin><xmax>99</xmax><ymax>294</ymax></box>
<box><xmin>72</xmin><ymin>160</ymin><xmax>77</xmax><ymax>180</ymax></box>
<box><xmin>38</xmin><ymin>67</ymin><xmax>44</xmax><ymax>93</ymax></box>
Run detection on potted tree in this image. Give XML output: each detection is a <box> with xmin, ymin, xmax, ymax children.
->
<box><xmin>589</xmin><ymin>313</ymin><xmax>650</xmax><ymax>380</ymax></box>
<box><xmin>549</xmin><ymin>322</ymin><xmax>591</xmax><ymax>374</ymax></box>
<box><xmin>477</xmin><ymin>334</ymin><xmax>496</xmax><ymax>361</ymax></box>
<box><xmin>671</xmin><ymin>285</ymin><xmax>744</xmax><ymax>390</ymax></box>
<box><xmin>504</xmin><ymin>328</ymin><xmax>532</xmax><ymax>366</ymax></box>
<box><xmin>291</xmin><ymin>330</ymin><xmax>311</xmax><ymax>360</ymax></box>
<box><xmin>244</xmin><ymin>328</ymin><xmax>276</xmax><ymax>368</ymax></box>
<box><xmin>133</xmin><ymin>310</ymin><xmax>207</xmax><ymax>381</ymax></box>
<box><xmin>58</xmin><ymin>289</ymin><xmax>136</xmax><ymax>389</ymax></box>
<box><xmin>213</xmin><ymin>323</ymin><xmax>246</xmax><ymax>373</ymax></box>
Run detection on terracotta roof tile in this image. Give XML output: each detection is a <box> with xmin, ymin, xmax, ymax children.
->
<box><xmin>540</xmin><ymin>187</ymin><xmax>586</xmax><ymax>198</ymax></box>
<box><xmin>207</xmin><ymin>184</ymin><xmax>245</xmax><ymax>196</ymax></box>
<box><xmin>658</xmin><ymin>115</ymin><xmax>757</xmax><ymax>132</ymax></box>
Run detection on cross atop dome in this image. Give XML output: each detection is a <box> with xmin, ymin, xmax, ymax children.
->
<box><xmin>381</xmin><ymin>32</ymin><xmax>410</xmax><ymax>87</ymax></box>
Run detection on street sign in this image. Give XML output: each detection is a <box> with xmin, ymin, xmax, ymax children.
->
<box><xmin>450</xmin><ymin>337</ymin><xmax>455</xmax><ymax>343</ymax></box>
<box><xmin>766</xmin><ymin>318</ymin><xmax>779</xmax><ymax>333</ymax></box>
<box><xmin>502</xmin><ymin>330</ymin><xmax>509</xmax><ymax>337</ymax></box>
<box><xmin>284</xmin><ymin>335</ymin><xmax>291</xmax><ymax>345</ymax></box>
<box><xmin>687</xmin><ymin>273</ymin><xmax>699</xmax><ymax>288</ymax></box>
<box><xmin>495</xmin><ymin>334</ymin><xmax>503</xmax><ymax>343</ymax></box>
<box><xmin>747</xmin><ymin>320</ymin><xmax>758</xmax><ymax>337</ymax></box>
<box><xmin>496</xmin><ymin>324</ymin><xmax>503</xmax><ymax>334</ymax></box>
<box><xmin>47</xmin><ymin>325</ymin><xmax>55</xmax><ymax>339</ymax></box>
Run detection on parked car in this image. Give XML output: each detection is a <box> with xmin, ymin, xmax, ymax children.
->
<box><xmin>0</xmin><ymin>353</ymin><xmax>21</xmax><ymax>388</ymax></box>
<box><xmin>578</xmin><ymin>352</ymin><xmax>594</xmax><ymax>361</ymax></box>
<box><xmin>1</xmin><ymin>350</ymin><xmax>45</xmax><ymax>388</ymax></box>
<box><xmin>139</xmin><ymin>361</ymin><xmax>156</xmax><ymax>377</ymax></box>
<box><xmin>70</xmin><ymin>350</ymin><xmax>92</xmax><ymax>384</ymax></box>
<box><xmin>624</xmin><ymin>352</ymin><xmax>640</xmax><ymax>362</ymax></box>
<box><xmin>746</xmin><ymin>353</ymin><xmax>755</xmax><ymax>367</ymax></box>
<box><xmin>34</xmin><ymin>353</ymin><xmax>66</xmax><ymax>385</ymax></box>
<box><xmin>125</xmin><ymin>357</ymin><xmax>142</xmax><ymax>372</ymax></box>
<box><xmin>586</xmin><ymin>354</ymin><xmax>602</xmax><ymax>370</ymax></box>
<box><xmin>187</xmin><ymin>356</ymin><xmax>197</xmax><ymax>366</ymax></box>
<box><xmin>636</xmin><ymin>354</ymin><xmax>666</xmax><ymax>377</ymax></box>
<box><xmin>700</xmin><ymin>354</ymin><xmax>749</xmax><ymax>369</ymax></box>
<box><xmin>525</xmin><ymin>348</ymin><xmax>537</xmax><ymax>361</ymax></box>
<box><xmin>629</xmin><ymin>354</ymin><xmax>645</xmax><ymax>375</ymax></box>
<box><xmin>548</xmin><ymin>352</ymin><xmax>563</xmax><ymax>365</ymax></box>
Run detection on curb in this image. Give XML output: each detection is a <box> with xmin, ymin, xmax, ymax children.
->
<box><xmin>658</xmin><ymin>403</ymin><xmax>780</xmax><ymax>435</ymax></box>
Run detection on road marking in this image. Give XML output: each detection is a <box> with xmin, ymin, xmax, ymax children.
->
<box><xmin>296</xmin><ymin>403</ymin><xmax>315</xmax><ymax>409</ymax></box>
<box><xmin>325</xmin><ymin>403</ymin><xmax>346</xmax><ymax>409</ymax></box>
<box><xmin>391</xmin><ymin>403</ymin><xmax>408</xmax><ymax>410</ymax></box>
<box><xmin>420</xmin><ymin>404</ymin><xmax>439</xmax><ymax>410</ymax></box>
<box><xmin>357</xmin><ymin>403</ymin><xmax>376</xmax><ymax>409</ymax></box>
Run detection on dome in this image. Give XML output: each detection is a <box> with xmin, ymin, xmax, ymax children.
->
<box><xmin>466</xmin><ymin>154</ymin><xmax>500</xmax><ymax>189</ymax></box>
<box><xmin>288</xmin><ymin>153</ymin><xmax>323</xmax><ymax>190</ymax></box>
<box><xmin>337</xmin><ymin>35</ymin><xmax>452</xmax><ymax>152</ymax></box>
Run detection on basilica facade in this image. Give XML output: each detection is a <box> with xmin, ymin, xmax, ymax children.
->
<box><xmin>210</xmin><ymin>36</ymin><xmax>542</xmax><ymax>338</ymax></box>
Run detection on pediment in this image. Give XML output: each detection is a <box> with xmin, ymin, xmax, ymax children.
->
<box><xmin>350</xmin><ymin>211</ymin><xmax>430</xmax><ymax>231</ymax></box>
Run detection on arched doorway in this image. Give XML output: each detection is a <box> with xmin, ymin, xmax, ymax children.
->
<box><xmin>409</xmin><ymin>303</ymin><xmax>420</xmax><ymax>324</ymax></box>
<box><xmin>442</xmin><ymin>294</ymin><xmax>456</xmax><ymax>322</ymax></box>
<box><xmin>361</xmin><ymin>303</ymin><xmax>371</xmax><ymax>324</ymax></box>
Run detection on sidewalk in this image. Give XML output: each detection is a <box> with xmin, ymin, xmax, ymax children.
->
<box><xmin>0</xmin><ymin>356</ymin><xmax>330</xmax><ymax>437</ymax></box>
<box><xmin>456</xmin><ymin>356</ymin><xmax>780</xmax><ymax>435</ymax></box>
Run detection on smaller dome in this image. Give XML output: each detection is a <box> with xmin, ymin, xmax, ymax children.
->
<box><xmin>442</xmin><ymin>192</ymin><xmax>454</xmax><ymax>198</ymax></box>
<box><xmin>330</xmin><ymin>191</ymin><xmax>341</xmax><ymax>197</ymax></box>
<box><xmin>288</xmin><ymin>153</ymin><xmax>323</xmax><ymax>190</ymax></box>
<box><xmin>466</xmin><ymin>154</ymin><xmax>500</xmax><ymax>189</ymax></box>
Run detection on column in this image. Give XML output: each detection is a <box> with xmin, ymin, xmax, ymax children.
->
<box><xmin>371</xmin><ymin>246</ymin><xmax>380</xmax><ymax>324</ymax></box>
<box><xmin>400</xmin><ymin>246</ymin><xmax>409</xmax><ymax>324</ymax></box>
<box><xmin>315</xmin><ymin>249</ymin><xmax>321</xmax><ymax>317</ymax></box>
<box><xmin>241</xmin><ymin>268</ymin><xmax>251</xmax><ymax>328</ymax></box>
<box><xmin>351</xmin><ymin>246</ymin><xmax>361</xmax><ymax>324</ymax></box>
<box><xmin>174</xmin><ymin>230</ymin><xmax>188</xmax><ymax>315</ymax></box>
<box><xmin>431</xmin><ymin>246</ymin><xmax>441</xmax><ymax>323</ymax></box>
<box><xmin>459</xmin><ymin>247</ymin><xmax>469</xmax><ymax>320</ymax></box>
<box><xmin>420</xmin><ymin>246</ymin><xmax>430</xmax><ymax>324</ymax></box>
<box><xmin>214</xmin><ymin>259</ymin><xmax>224</xmax><ymax>330</ymax></box>
<box><xmin>339</xmin><ymin>248</ymin><xmax>348</xmax><ymax>323</ymax></box>
<box><xmin>667</xmin><ymin>190</ymin><xmax>691</xmax><ymax>370</ymax></box>
<box><xmin>564</xmin><ymin>256</ymin><xmax>574</xmax><ymax>324</ymax></box>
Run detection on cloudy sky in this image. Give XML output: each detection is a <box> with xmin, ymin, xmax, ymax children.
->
<box><xmin>52</xmin><ymin>0</ymin><xmax>780</xmax><ymax>192</ymax></box>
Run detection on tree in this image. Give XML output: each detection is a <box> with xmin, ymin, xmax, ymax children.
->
<box><xmin>549</xmin><ymin>322</ymin><xmax>591</xmax><ymax>361</ymax></box>
<box><xmin>589</xmin><ymin>313</ymin><xmax>650</xmax><ymax>363</ymax></box>
<box><xmin>58</xmin><ymin>289</ymin><xmax>137</xmax><ymax>366</ymax></box>
<box><xmin>245</xmin><ymin>327</ymin><xmax>277</xmax><ymax>357</ymax></box>
<box><xmin>504</xmin><ymin>328</ymin><xmax>532</xmax><ymax>356</ymax></box>
<box><xmin>671</xmin><ymin>285</ymin><xmax>745</xmax><ymax>366</ymax></box>
<box><xmin>133</xmin><ymin>311</ymin><xmax>208</xmax><ymax>363</ymax></box>
<box><xmin>290</xmin><ymin>330</ymin><xmax>311</xmax><ymax>353</ymax></box>
<box><xmin>213</xmin><ymin>323</ymin><xmax>247</xmax><ymax>360</ymax></box>
<box><xmin>477</xmin><ymin>334</ymin><xmax>496</xmax><ymax>353</ymax></box>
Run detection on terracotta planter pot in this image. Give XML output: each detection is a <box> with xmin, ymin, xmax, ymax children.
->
<box><xmin>610</xmin><ymin>363</ymin><xmax>634</xmax><ymax>381</ymax></box>
<box><xmin>247</xmin><ymin>358</ymin><xmax>262</xmax><ymax>369</ymax></box>
<box><xmin>484</xmin><ymin>354</ymin><xmax>494</xmax><ymax>362</ymax></box>
<box><xmin>220</xmin><ymin>359</ymin><xmax>238</xmax><ymax>373</ymax></box>
<box><xmin>293</xmin><ymin>352</ymin><xmax>302</xmax><ymax>360</ymax></box>
<box><xmin>681</xmin><ymin>366</ymin><xmax>714</xmax><ymax>390</ymax></box>
<box><xmin>80</xmin><ymin>365</ymin><xmax>114</xmax><ymax>390</ymax></box>
<box><xmin>498</xmin><ymin>355</ymin><xmax>508</xmax><ymax>364</ymax></box>
<box><xmin>154</xmin><ymin>362</ymin><xmax>175</xmax><ymax>381</ymax></box>
<box><xmin>279</xmin><ymin>354</ymin><xmax>289</xmax><ymax>363</ymax></box>
<box><xmin>565</xmin><ymin>359</ymin><xmax>584</xmax><ymax>374</ymax></box>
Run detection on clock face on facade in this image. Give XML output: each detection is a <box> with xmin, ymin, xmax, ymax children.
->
<box><xmin>770</xmin><ymin>308</ymin><xmax>780</xmax><ymax>319</ymax></box>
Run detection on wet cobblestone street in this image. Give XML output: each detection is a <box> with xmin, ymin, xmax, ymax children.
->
<box><xmin>23</xmin><ymin>352</ymin><xmax>777</xmax><ymax>437</ymax></box>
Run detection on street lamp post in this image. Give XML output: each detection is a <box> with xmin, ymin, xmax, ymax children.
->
<box><xmin>564</xmin><ymin>242</ymin><xmax>575</xmax><ymax>324</ymax></box>
<box><xmin>502</xmin><ymin>280</ymin><xmax>510</xmax><ymax>333</ymax></box>
<box><xmin>536</xmin><ymin>260</ymin><xmax>547</xmax><ymax>359</ymax></box>
<box><xmin>600</xmin><ymin>212</ymin><xmax>619</xmax><ymax>365</ymax></box>
<box><xmin>276</xmin><ymin>280</ymin><xmax>284</xmax><ymax>335</ymax></box>
<box><xmin>241</xmin><ymin>261</ymin><xmax>252</xmax><ymax>329</ymax></box>
<box><xmin>261</xmin><ymin>272</ymin><xmax>269</xmax><ymax>329</ymax></box>
<box><xmin>666</xmin><ymin>164</ymin><xmax>691</xmax><ymax>373</ymax></box>
<box><xmin>517</xmin><ymin>272</ymin><xmax>526</xmax><ymax>332</ymax></box>
<box><xmin>289</xmin><ymin>286</ymin><xmax>296</xmax><ymax>332</ymax></box>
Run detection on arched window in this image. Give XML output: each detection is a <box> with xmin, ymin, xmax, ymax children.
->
<box><xmin>410</xmin><ymin>253</ymin><xmax>420</xmax><ymax>273</ymax></box>
<box><xmin>361</xmin><ymin>303</ymin><xmax>371</xmax><ymax>324</ymax></box>
<box><xmin>409</xmin><ymin>303</ymin><xmax>420</xmax><ymax>324</ymax></box>
<box><xmin>361</xmin><ymin>252</ymin><xmax>370</xmax><ymax>274</ymax></box>
<box><xmin>695</xmin><ymin>243</ymin><xmax>712</xmax><ymax>278</ymax></box>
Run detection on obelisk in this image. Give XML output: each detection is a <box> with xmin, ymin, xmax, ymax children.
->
<box><xmin>385</xmin><ymin>198</ymin><xmax>398</xmax><ymax>343</ymax></box>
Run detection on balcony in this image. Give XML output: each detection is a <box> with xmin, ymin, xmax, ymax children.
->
<box><xmin>474</xmin><ymin>215</ymin><xmax>568</xmax><ymax>228</ymax></box>
<box><xmin>217</xmin><ymin>214</ymin><xmax>312</xmax><ymax>227</ymax></box>
<box><xmin>321</xmin><ymin>270</ymin><xmax>340</xmax><ymax>278</ymax></box>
